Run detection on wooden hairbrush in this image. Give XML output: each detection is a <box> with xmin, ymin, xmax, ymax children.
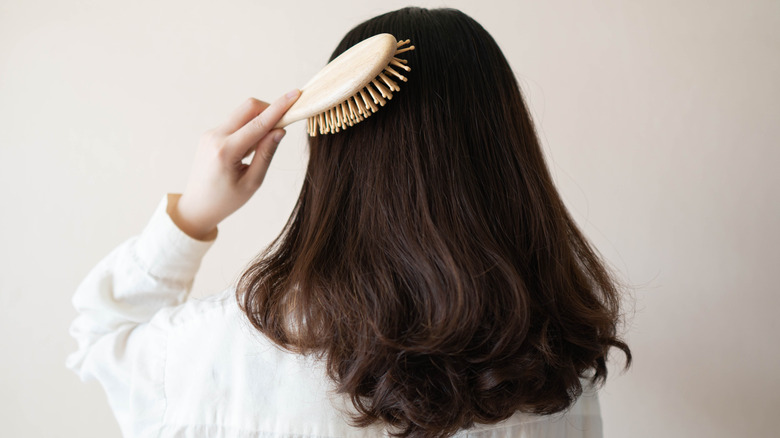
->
<box><xmin>274</xmin><ymin>33</ymin><xmax>415</xmax><ymax>136</ymax></box>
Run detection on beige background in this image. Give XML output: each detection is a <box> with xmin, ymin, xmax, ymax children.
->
<box><xmin>1</xmin><ymin>0</ymin><xmax>777</xmax><ymax>436</ymax></box>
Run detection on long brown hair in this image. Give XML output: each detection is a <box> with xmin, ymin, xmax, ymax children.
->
<box><xmin>237</xmin><ymin>7</ymin><xmax>631</xmax><ymax>438</ymax></box>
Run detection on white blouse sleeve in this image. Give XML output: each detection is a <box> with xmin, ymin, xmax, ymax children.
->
<box><xmin>65</xmin><ymin>194</ymin><xmax>215</xmax><ymax>437</ymax></box>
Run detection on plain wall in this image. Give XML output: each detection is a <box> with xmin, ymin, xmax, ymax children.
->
<box><xmin>1</xmin><ymin>0</ymin><xmax>777</xmax><ymax>436</ymax></box>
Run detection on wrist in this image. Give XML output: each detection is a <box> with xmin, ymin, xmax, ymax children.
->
<box><xmin>166</xmin><ymin>193</ymin><xmax>219</xmax><ymax>241</ymax></box>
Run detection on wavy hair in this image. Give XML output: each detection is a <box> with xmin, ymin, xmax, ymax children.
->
<box><xmin>237</xmin><ymin>7</ymin><xmax>631</xmax><ymax>438</ymax></box>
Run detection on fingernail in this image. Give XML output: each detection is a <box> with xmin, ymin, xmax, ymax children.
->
<box><xmin>273</xmin><ymin>131</ymin><xmax>286</xmax><ymax>143</ymax></box>
<box><xmin>285</xmin><ymin>89</ymin><xmax>300</xmax><ymax>99</ymax></box>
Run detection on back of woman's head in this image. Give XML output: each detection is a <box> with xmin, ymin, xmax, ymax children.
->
<box><xmin>238</xmin><ymin>6</ymin><xmax>631</xmax><ymax>438</ymax></box>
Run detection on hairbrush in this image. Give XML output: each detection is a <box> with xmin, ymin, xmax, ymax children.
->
<box><xmin>274</xmin><ymin>33</ymin><xmax>415</xmax><ymax>136</ymax></box>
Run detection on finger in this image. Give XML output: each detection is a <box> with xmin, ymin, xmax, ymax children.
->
<box><xmin>225</xmin><ymin>89</ymin><xmax>300</xmax><ymax>161</ymax></box>
<box><xmin>216</xmin><ymin>98</ymin><xmax>270</xmax><ymax>135</ymax></box>
<box><xmin>244</xmin><ymin>129</ymin><xmax>286</xmax><ymax>187</ymax></box>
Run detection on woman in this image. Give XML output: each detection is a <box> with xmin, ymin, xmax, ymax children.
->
<box><xmin>67</xmin><ymin>7</ymin><xmax>631</xmax><ymax>438</ymax></box>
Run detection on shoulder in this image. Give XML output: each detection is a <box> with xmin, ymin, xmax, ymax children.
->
<box><xmin>150</xmin><ymin>287</ymin><xmax>279</xmax><ymax>356</ymax></box>
<box><xmin>150</xmin><ymin>287</ymin><xmax>241</xmax><ymax>329</ymax></box>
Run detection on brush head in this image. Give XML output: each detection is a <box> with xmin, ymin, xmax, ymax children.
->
<box><xmin>275</xmin><ymin>33</ymin><xmax>415</xmax><ymax>136</ymax></box>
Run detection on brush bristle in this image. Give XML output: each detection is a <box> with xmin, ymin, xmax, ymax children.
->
<box><xmin>307</xmin><ymin>39</ymin><xmax>414</xmax><ymax>136</ymax></box>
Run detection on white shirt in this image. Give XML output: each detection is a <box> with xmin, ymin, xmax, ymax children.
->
<box><xmin>66</xmin><ymin>195</ymin><xmax>604</xmax><ymax>438</ymax></box>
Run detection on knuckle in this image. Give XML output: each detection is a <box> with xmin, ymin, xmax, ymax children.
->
<box><xmin>201</xmin><ymin>128</ymin><xmax>223</xmax><ymax>144</ymax></box>
<box><xmin>252</xmin><ymin>114</ymin><xmax>269</xmax><ymax>131</ymax></box>
<box><xmin>246</xmin><ymin>97</ymin><xmax>262</xmax><ymax>109</ymax></box>
<box><xmin>258</xmin><ymin>143</ymin><xmax>278</xmax><ymax>163</ymax></box>
<box><xmin>258</xmin><ymin>149</ymin><xmax>274</xmax><ymax>163</ymax></box>
<box><xmin>216</xmin><ymin>143</ymin><xmax>232</xmax><ymax>160</ymax></box>
<box><xmin>201</xmin><ymin>128</ymin><xmax>216</xmax><ymax>140</ymax></box>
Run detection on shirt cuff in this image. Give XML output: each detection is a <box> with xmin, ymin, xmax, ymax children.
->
<box><xmin>134</xmin><ymin>194</ymin><xmax>216</xmax><ymax>286</ymax></box>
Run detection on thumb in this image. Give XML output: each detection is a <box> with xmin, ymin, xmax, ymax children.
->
<box><xmin>245</xmin><ymin>129</ymin><xmax>285</xmax><ymax>187</ymax></box>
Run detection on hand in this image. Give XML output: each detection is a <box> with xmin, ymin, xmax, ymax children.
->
<box><xmin>168</xmin><ymin>89</ymin><xmax>301</xmax><ymax>241</ymax></box>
